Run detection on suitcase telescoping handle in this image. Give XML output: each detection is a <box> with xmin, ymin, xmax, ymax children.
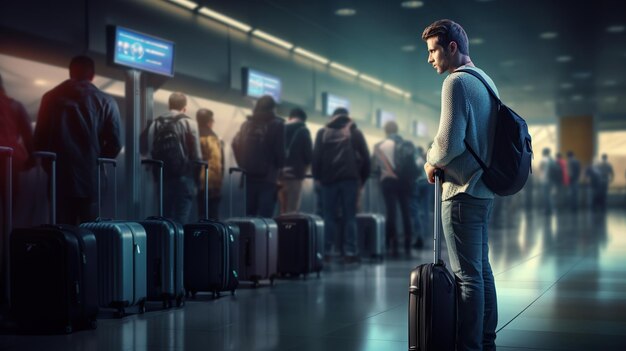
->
<box><xmin>97</xmin><ymin>158</ymin><xmax>117</xmax><ymax>219</ymax></box>
<box><xmin>433</xmin><ymin>168</ymin><xmax>444</xmax><ymax>265</ymax></box>
<box><xmin>32</xmin><ymin>151</ymin><xmax>57</xmax><ymax>224</ymax></box>
<box><xmin>194</xmin><ymin>160</ymin><xmax>209</xmax><ymax>220</ymax></box>
<box><xmin>228</xmin><ymin>167</ymin><xmax>247</xmax><ymax>217</ymax></box>
<box><xmin>141</xmin><ymin>159</ymin><xmax>165</xmax><ymax>217</ymax></box>
<box><xmin>0</xmin><ymin>147</ymin><xmax>13</xmax><ymax>238</ymax></box>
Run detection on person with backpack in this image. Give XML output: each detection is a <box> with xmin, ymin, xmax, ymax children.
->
<box><xmin>373</xmin><ymin>121</ymin><xmax>416</xmax><ymax>257</ymax></box>
<box><xmin>33</xmin><ymin>56</ymin><xmax>121</xmax><ymax>225</ymax></box>
<box><xmin>196</xmin><ymin>108</ymin><xmax>224</xmax><ymax>220</ymax></box>
<box><xmin>539</xmin><ymin>148</ymin><xmax>557</xmax><ymax>215</ymax></box>
<box><xmin>232</xmin><ymin>95</ymin><xmax>285</xmax><ymax>217</ymax></box>
<box><xmin>140</xmin><ymin>92</ymin><xmax>201</xmax><ymax>224</ymax></box>
<box><xmin>567</xmin><ymin>151</ymin><xmax>581</xmax><ymax>211</ymax></box>
<box><xmin>410</xmin><ymin>145</ymin><xmax>429</xmax><ymax>249</ymax></box>
<box><xmin>421</xmin><ymin>19</ymin><xmax>500</xmax><ymax>350</ymax></box>
<box><xmin>277</xmin><ymin>107</ymin><xmax>312</xmax><ymax>214</ymax></box>
<box><xmin>312</xmin><ymin>107</ymin><xmax>370</xmax><ymax>264</ymax></box>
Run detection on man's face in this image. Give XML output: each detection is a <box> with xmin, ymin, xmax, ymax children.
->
<box><xmin>426</xmin><ymin>37</ymin><xmax>450</xmax><ymax>74</ymax></box>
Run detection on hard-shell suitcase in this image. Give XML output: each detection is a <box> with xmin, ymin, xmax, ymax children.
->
<box><xmin>9</xmin><ymin>151</ymin><xmax>99</xmax><ymax>333</ymax></box>
<box><xmin>80</xmin><ymin>158</ymin><xmax>147</xmax><ymax>316</ymax></box>
<box><xmin>274</xmin><ymin>212</ymin><xmax>324</xmax><ymax>278</ymax></box>
<box><xmin>184</xmin><ymin>161</ymin><xmax>239</xmax><ymax>298</ymax></box>
<box><xmin>356</xmin><ymin>213</ymin><xmax>385</xmax><ymax>260</ymax></box>
<box><xmin>408</xmin><ymin>170</ymin><xmax>456</xmax><ymax>351</ymax></box>
<box><xmin>138</xmin><ymin>159</ymin><xmax>185</xmax><ymax>308</ymax></box>
<box><xmin>226</xmin><ymin>168</ymin><xmax>278</xmax><ymax>286</ymax></box>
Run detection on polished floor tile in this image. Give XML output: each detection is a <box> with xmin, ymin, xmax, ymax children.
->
<box><xmin>2</xmin><ymin>208</ymin><xmax>626</xmax><ymax>350</ymax></box>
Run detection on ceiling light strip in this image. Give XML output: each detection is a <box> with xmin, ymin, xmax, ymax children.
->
<box><xmin>252</xmin><ymin>29</ymin><xmax>293</xmax><ymax>50</ymax></box>
<box><xmin>359</xmin><ymin>74</ymin><xmax>382</xmax><ymax>86</ymax></box>
<box><xmin>167</xmin><ymin>0</ymin><xmax>198</xmax><ymax>10</ymax></box>
<box><xmin>293</xmin><ymin>47</ymin><xmax>329</xmax><ymax>65</ymax></box>
<box><xmin>329</xmin><ymin>62</ymin><xmax>359</xmax><ymax>76</ymax></box>
<box><xmin>198</xmin><ymin>7</ymin><xmax>252</xmax><ymax>33</ymax></box>
<box><xmin>383</xmin><ymin>83</ymin><xmax>405</xmax><ymax>95</ymax></box>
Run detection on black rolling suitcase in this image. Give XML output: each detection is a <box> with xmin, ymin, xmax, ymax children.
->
<box><xmin>226</xmin><ymin>167</ymin><xmax>278</xmax><ymax>286</ymax></box>
<box><xmin>184</xmin><ymin>161</ymin><xmax>239</xmax><ymax>298</ymax></box>
<box><xmin>408</xmin><ymin>170</ymin><xmax>456</xmax><ymax>351</ymax></box>
<box><xmin>139</xmin><ymin>159</ymin><xmax>185</xmax><ymax>308</ymax></box>
<box><xmin>10</xmin><ymin>151</ymin><xmax>99</xmax><ymax>333</ymax></box>
<box><xmin>274</xmin><ymin>212</ymin><xmax>324</xmax><ymax>278</ymax></box>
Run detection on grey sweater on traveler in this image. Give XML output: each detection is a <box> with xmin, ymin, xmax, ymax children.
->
<box><xmin>427</xmin><ymin>65</ymin><xmax>499</xmax><ymax>201</ymax></box>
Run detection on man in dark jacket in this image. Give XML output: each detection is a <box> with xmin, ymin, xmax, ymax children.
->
<box><xmin>34</xmin><ymin>56</ymin><xmax>121</xmax><ymax>225</ymax></box>
<box><xmin>232</xmin><ymin>95</ymin><xmax>285</xmax><ymax>217</ymax></box>
<box><xmin>312</xmin><ymin>107</ymin><xmax>370</xmax><ymax>263</ymax></box>
<box><xmin>278</xmin><ymin>107</ymin><xmax>312</xmax><ymax>214</ymax></box>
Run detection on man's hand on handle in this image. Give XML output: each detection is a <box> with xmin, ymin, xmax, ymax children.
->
<box><xmin>424</xmin><ymin>162</ymin><xmax>437</xmax><ymax>184</ymax></box>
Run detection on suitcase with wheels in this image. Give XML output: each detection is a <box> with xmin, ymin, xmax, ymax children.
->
<box><xmin>184</xmin><ymin>161</ymin><xmax>239</xmax><ymax>298</ymax></box>
<box><xmin>226</xmin><ymin>167</ymin><xmax>278</xmax><ymax>287</ymax></box>
<box><xmin>80</xmin><ymin>158</ymin><xmax>147</xmax><ymax>317</ymax></box>
<box><xmin>9</xmin><ymin>151</ymin><xmax>99</xmax><ymax>333</ymax></box>
<box><xmin>356</xmin><ymin>213</ymin><xmax>385</xmax><ymax>261</ymax></box>
<box><xmin>138</xmin><ymin>159</ymin><xmax>185</xmax><ymax>308</ymax></box>
<box><xmin>274</xmin><ymin>212</ymin><xmax>324</xmax><ymax>278</ymax></box>
<box><xmin>408</xmin><ymin>169</ymin><xmax>456</xmax><ymax>351</ymax></box>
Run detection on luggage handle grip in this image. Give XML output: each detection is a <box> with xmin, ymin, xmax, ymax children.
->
<box><xmin>97</xmin><ymin>157</ymin><xmax>117</xmax><ymax>219</ymax></box>
<box><xmin>194</xmin><ymin>161</ymin><xmax>209</xmax><ymax>220</ymax></box>
<box><xmin>33</xmin><ymin>151</ymin><xmax>57</xmax><ymax>224</ymax></box>
<box><xmin>142</xmin><ymin>159</ymin><xmax>165</xmax><ymax>217</ymax></box>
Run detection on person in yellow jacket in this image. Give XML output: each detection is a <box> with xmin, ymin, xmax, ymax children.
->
<box><xmin>196</xmin><ymin>109</ymin><xmax>224</xmax><ymax>220</ymax></box>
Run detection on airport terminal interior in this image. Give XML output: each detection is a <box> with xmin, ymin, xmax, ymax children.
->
<box><xmin>1</xmin><ymin>0</ymin><xmax>626</xmax><ymax>350</ymax></box>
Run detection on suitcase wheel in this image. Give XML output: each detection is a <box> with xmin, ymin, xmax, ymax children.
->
<box><xmin>64</xmin><ymin>325</ymin><xmax>73</xmax><ymax>334</ymax></box>
<box><xmin>139</xmin><ymin>301</ymin><xmax>146</xmax><ymax>314</ymax></box>
<box><xmin>89</xmin><ymin>320</ymin><xmax>98</xmax><ymax>330</ymax></box>
<box><xmin>231</xmin><ymin>289</ymin><xmax>235</xmax><ymax>296</ymax></box>
<box><xmin>176</xmin><ymin>296</ymin><xmax>185</xmax><ymax>308</ymax></box>
<box><xmin>162</xmin><ymin>300</ymin><xmax>170</xmax><ymax>309</ymax></box>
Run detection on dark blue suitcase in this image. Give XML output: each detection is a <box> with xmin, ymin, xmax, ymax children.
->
<box><xmin>184</xmin><ymin>161</ymin><xmax>239</xmax><ymax>298</ymax></box>
<box><xmin>408</xmin><ymin>170</ymin><xmax>456</xmax><ymax>351</ymax></box>
<box><xmin>274</xmin><ymin>212</ymin><xmax>324</xmax><ymax>278</ymax></box>
<box><xmin>9</xmin><ymin>152</ymin><xmax>99</xmax><ymax>333</ymax></box>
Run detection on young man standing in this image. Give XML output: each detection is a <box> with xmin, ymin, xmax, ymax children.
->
<box><xmin>422</xmin><ymin>19</ymin><xmax>498</xmax><ymax>351</ymax></box>
<box><xmin>196</xmin><ymin>108</ymin><xmax>224</xmax><ymax>220</ymax></box>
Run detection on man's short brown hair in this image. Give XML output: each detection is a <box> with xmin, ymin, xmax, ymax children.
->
<box><xmin>169</xmin><ymin>92</ymin><xmax>187</xmax><ymax>111</ymax></box>
<box><xmin>422</xmin><ymin>19</ymin><xmax>469</xmax><ymax>55</ymax></box>
<box><xmin>384</xmin><ymin>121</ymin><xmax>398</xmax><ymax>135</ymax></box>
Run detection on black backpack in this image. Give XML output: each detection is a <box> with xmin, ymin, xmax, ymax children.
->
<box><xmin>233</xmin><ymin>118</ymin><xmax>271</xmax><ymax>178</ymax></box>
<box><xmin>151</xmin><ymin>115</ymin><xmax>188</xmax><ymax>178</ymax></box>
<box><xmin>393</xmin><ymin>138</ymin><xmax>420</xmax><ymax>184</ymax></box>
<box><xmin>456</xmin><ymin>69</ymin><xmax>533</xmax><ymax>196</ymax></box>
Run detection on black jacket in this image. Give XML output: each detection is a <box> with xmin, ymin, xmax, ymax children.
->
<box><xmin>232</xmin><ymin>111</ymin><xmax>285</xmax><ymax>183</ymax></box>
<box><xmin>312</xmin><ymin>114</ymin><xmax>370</xmax><ymax>185</ymax></box>
<box><xmin>34</xmin><ymin>79</ymin><xmax>122</xmax><ymax>198</ymax></box>
<box><xmin>283</xmin><ymin>120</ymin><xmax>313</xmax><ymax>180</ymax></box>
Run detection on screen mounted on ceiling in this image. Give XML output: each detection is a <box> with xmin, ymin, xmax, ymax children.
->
<box><xmin>110</xmin><ymin>26</ymin><xmax>175</xmax><ymax>77</ymax></box>
<box><xmin>322</xmin><ymin>92</ymin><xmax>351</xmax><ymax>116</ymax></box>
<box><xmin>376</xmin><ymin>109</ymin><xmax>396</xmax><ymax>128</ymax></box>
<box><xmin>242</xmin><ymin>68</ymin><xmax>282</xmax><ymax>102</ymax></box>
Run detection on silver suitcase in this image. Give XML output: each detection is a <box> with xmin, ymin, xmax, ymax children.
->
<box><xmin>80</xmin><ymin>158</ymin><xmax>147</xmax><ymax>316</ymax></box>
<box><xmin>357</xmin><ymin>213</ymin><xmax>385</xmax><ymax>260</ymax></box>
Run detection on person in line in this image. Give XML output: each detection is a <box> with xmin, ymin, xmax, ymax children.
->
<box><xmin>196</xmin><ymin>108</ymin><xmax>224</xmax><ymax>220</ymax></box>
<box><xmin>421</xmin><ymin>19</ymin><xmax>498</xmax><ymax>350</ymax></box>
<box><xmin>373</xmin><ymin>121</ymin><xmax>414</xmax><ymax>256</ymax></box>
<box><xmin>555</xmin><ymin>153</ymin><xmax>570</xmax><ymax>208</ymax></box>
<box><xmin>278</xmin><ymin>107</ymin><xmax>313</xmax><ymax>214</ymax></box>
<box><xmin>232</xmin><ymin>95</ymin><xmax>285</xmax><ymax>217</ymax></box>
<box><xmin>566</xmin><ymin>151</ymin><xmax>581</xmax><ymax>211</ymax></box>
<box><xmin>597</xmin><ymin>153</ymin><xmax>614</xmax><ymax>210</ymax></box>
<box><xmin>410</xmin><ymin>145</ymin><xmax>428</xmax><ymax>249</ymax></box>
<box><xmin>34</xmin><ymin>56</ymin><xmax>121</xmax><ymax>225</ymax></box>
<box><xmin>539</xmin><ymin>148</ymin><xmax>556</xmax><ymax>215</ymax></box>
<box><xmin>312</xmin><ymin>107</ymin><xmax>370</xmax><ymax>264</ymax></box>
<box><xmin>140</xmin><ymin>92</ymin><xmax>201</xmax><ymax>224</ymax></box>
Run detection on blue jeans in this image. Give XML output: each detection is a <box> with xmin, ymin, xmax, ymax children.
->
<box><xmin>442</xmin><ymin>194</ymin><xmax>497</xmax><ymax>351</ymax></box>
<box><xmin>322</xmin><ymin>179</ymin><xmax>358</xmax><ymax>257</ymax></box>
<box><xmin>164</xmin><ymin>175</ymin><xmax>196</xmax><ymax>224</ymax></box>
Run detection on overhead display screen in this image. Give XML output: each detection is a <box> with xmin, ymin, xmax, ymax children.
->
<box><xmin>112</xmin><ymin>26</ymin><xmax>175</xmax><ymax>77</ymax></box>
<box><xmin>376</xmin><ymin>109</ymin><xmax>396</xmax><ymax>128</ymax></box>
<box><xmin>412</xmin><ymin>120</ymin><xmax>428</xmax><ymax>137</ymax></box>
<box><xmin>322</xmin><ymin>92</ymin><xmax>351</xmax><ymax>116</ymax></box>
<box><xmin>242</xmin><ymin>68</ymin><xmax>282</xmax><ymax>102</ymax></box>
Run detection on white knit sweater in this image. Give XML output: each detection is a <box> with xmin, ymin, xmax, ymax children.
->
<box><xmin>427</xmin><ymin>65</ymin><xmax>499</xmax><ymax>201</ymax></box>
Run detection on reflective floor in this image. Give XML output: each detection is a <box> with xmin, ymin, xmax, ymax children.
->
<box><xmin>1</xmin><ymin>208</ymin><xmax>626</xmax><ymax>350</ymax></box>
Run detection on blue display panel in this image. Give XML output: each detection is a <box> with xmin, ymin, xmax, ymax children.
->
<box><xmin>113</xmin><ymin>26</ymin><xmax>175</xmax><ymax>77</ymax></box>
<box><xmin>376</xmin><ymin>109</ymin><xmax>396</xmax><ymax>128</ymax></box>
<box><xmin>322</xmin><ymin>92</ymin><xmax>351</xmax><ymax>116</ymax></box>
<box><xmin>242</xmin><ymin>68</ymin><xmax>282</xmax><ymax>102</ymax></box>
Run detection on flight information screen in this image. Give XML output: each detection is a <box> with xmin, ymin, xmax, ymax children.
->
<box><xmin>377</xmin><ymin>109</ymin><xmax>396</xmax><ymax>128</ymax></box>
<box><xmin>323</xmin><ymin>92</ymin><xmax>351</xmax><ymax>116</ymax></box>
<box><xmin>113</xmin><ymin>26</ymin><xmax>175</xmax><ymax>77</ymax></box>
<box><xmin>243</xmin><ymin>68</ymin><xmax>282</xmax><ymax>102</ymax></box>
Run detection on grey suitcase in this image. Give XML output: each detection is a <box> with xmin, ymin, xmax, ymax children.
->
<box><xmin>275</xmin><ymin>212</ymin><xmax>324</xmax><ymax>278</ymax></box>
<box><xmin>138</xmin><ymin>159</ymin><xmax>185</xmax><ymax>308</ymax></box>
<box><xmin>356</xmin><ymin>213</ymin><xmax>385</xmax><ymax>260</ymax></box>
<box><xmin>80</xmin><ymin>158</ymin><xmax>147</xmax><ymax>316</ymax></box>
<box><xmin>226</xmin><ymin>168</ymin><xmax>278</xmax><ymax>286</ymax></box>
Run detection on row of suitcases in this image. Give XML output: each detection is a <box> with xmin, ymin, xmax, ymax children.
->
<box><xmin>0</xmin><ymin>150</ymin><xmax>327</xmax><ymax>333</ymax></box>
